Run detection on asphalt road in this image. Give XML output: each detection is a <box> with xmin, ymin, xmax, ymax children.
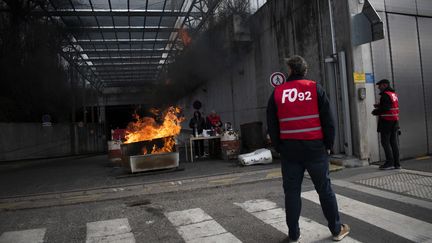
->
<box><xmin>1</xmin><ymin>167</ymin><xmax>432</xmax><ymax>243</ymax></box>
<box><xmin>0</xmin><ymin>155</ymin><xmax>281</xmax><ymax>198</ymax></box>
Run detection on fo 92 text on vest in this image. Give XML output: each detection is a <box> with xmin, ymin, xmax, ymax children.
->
<box><xmin>281</xmin><ymin>88</ymin><xmax>312</xmax><ymax>103</ymax></box>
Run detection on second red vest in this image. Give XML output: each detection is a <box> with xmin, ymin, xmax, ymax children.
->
<box><xmin>207</xmin><ymin>115</ymin><xmax>221</xmax><ymax>127</ymax></box>
<box><xmin>380</xmin><ymin>91</ymin><xmax>399</xmax><ymax>121</ymax></box>
<box><xmin>274</xmin><ymin>79</ymin><xmax>323</xmax><ymax>140</ymax></box>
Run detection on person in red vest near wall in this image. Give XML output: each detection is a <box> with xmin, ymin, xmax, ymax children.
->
<box><xmin>372</xmin><ymin>79</ymin><xmax>401</xmax><ymax>170</ymax></box>
<box><xmin>267</xmin><ymin>55</ymin><xmax>350</xmax><ymax>242</ymax></box>
<box><xmin>206</xmin><ymin>110</ymin><xmax>222</xmax><ymax>157</ymax></box>
<box><xmin>206</xmin><ymin>110</ymin><xmax>223</xmax><ymax>134</ymax></box>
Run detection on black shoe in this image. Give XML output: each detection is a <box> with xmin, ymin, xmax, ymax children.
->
<box><xmin>394</xmin><ymin>165</ymin><xmax>401</xmax><ymax>169</ymax></box>
<box><xmin>379</xmin><ymin>164</ymin><xmax>394</xmax><ymax>170</ymax></box>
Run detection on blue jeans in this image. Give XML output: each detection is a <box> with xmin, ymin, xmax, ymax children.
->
<box><xmin>281</xmin><ymin>154</ymin><xmax>341</xmax><ymax>239</ymax></box>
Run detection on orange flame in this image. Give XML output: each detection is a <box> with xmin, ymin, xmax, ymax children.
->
<box><xmin>125</xmin><ymin>106</ymin><xmax>184</xmax><ymax>154</ymax></box>
<box><xmin>140</xmin><ymin>138</ymin><xmax>175</xmax><ymax>155</ymax></box>
<box><xmin>179</xmin><ymin>28</ymin><xmax>192</xmax><ymax>46</ymax></box>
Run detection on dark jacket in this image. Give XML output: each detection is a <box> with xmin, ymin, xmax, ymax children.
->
<box><xmin>372</xmin><ymin>87</ymin><xmax>400</xmax><ymax>133</ymax></box>
<box><xmin>189</xmin><ymin>116</ymin><xmax>206</xmax><ymax>134</ymax></box>
<box><xmin>266</xmin><ymin>75</ymin><xmax>335</xmax><ymax>160</ymax></box>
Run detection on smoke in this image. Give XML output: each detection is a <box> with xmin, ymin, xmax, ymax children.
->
<box><xmin>151</xmin><ymin>29</ymin><xmax>226</xmax><ymax>104</ymax></box>
<box><xmin>154</xmin><ymin>1</ymin><xmax>252</xmax><ymax>105</ymax></box>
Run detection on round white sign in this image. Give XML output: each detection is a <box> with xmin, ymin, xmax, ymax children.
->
<box><xmin>270</xmin><ymin>72</ymin><xmax>286</xmax><ymax>87</ymax></box>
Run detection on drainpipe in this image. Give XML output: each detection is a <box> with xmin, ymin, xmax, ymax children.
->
<box><xmin>326</xmin><ymin>0</ymin><xmax>353</xmax><ymax>156</ymax></box>
<box><xmin>328</xmin><ymin>0</ymin><xmax>336</xmax><ymax>55</ymax></box>
<box><xmin>338</xmin><ymin>51</ymin><xmax>353</xmax><ymax>156</ymax></box>
<box><xmin>230</xmin><ymin>69</ymin><xmax>237</xmax><ymax>129</ymax></box>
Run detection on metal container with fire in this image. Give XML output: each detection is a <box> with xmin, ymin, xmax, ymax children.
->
<box><xmin>121</xmin><ymin>137</ymin><xmax>179</xmax><ymax>173</ymax></box>
<box><xmin>121</xmin><ymin>107</ymin><xmax>183</xmax><ymax>173</ymax></box>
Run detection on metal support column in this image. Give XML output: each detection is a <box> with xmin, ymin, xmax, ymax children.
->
<box><xmin>338</xmin><ymin>51</ymin><xmax>353</xmax><ymax>156</ymax></box>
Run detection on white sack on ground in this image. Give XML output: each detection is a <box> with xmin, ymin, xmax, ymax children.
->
<box><xmin>238</xmin><ymin>148</ymin><xmax>273</xmax><ymax>166</ymax></box>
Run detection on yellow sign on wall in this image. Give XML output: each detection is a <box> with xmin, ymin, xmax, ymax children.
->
<box><xmin>353</xmin><ymin>72</ymin><xmax>366</xmax><ymax>83</ymax></box>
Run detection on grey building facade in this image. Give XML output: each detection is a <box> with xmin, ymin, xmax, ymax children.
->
<box><xmin>178</xmin><ymin>0</ymin><xmax>432</xmax><ymax>164</ymax></box>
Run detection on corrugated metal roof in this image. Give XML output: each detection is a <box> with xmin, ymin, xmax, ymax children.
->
<box><xmin>33</xmin><ymin>0</ymin><xmax>221</xmax><ymax>90</ymax></box>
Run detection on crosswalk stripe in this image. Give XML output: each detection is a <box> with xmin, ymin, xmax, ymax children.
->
<box><xmin>302</xmin><ymin>191</ymin><xmax>432</xmax><ymax>242</ymax></box>
<box><xmin>235</xmin><ymin>199</ymin><xmax>361</xmax><ymax>242</ymax></box>
<box><xmin>165</xmin><ymin>208</ymin><xmax>242</xmax><ymax>243</ymax></box>
<box><xmin>86</xmin><ymin>218</ymin><xmax>135</xmax><ymax>243</ymax></box>
<box><xmin>0</xmin><ymin>228</ymin><xmax>46</xmax><ymax>243</ymax></box>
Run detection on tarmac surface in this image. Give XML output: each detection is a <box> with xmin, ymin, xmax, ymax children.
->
<box><xmin>0</xmin><ymin>154</ymin><xmax>430</xmax><ymax>198</ymax></box>
<box><xmin>0</xmin><ymin>154</ymin><xmax>282</xmax><ymax>198</ymax></box>
<box><xmin>0</xmin><ymin>154</ymin><xmax>431</xmax><ymax>243</ymax></box>
<box><xmin>0</xmin><ymin>153</ymin><xmax>430</xmax><ymax>211</ymax></box>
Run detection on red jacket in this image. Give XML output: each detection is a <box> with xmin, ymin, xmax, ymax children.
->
<box><xmin>274</xmin><ymin>79</ymin><xmax>323</xmax><ymax>140</ymax></box>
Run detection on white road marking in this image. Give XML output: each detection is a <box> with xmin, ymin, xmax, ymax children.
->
<box><xmin>0</xmin><ymin>228</ymin><xmax>46</xmax><ymax>243</ymax></box>
<box><xmin>235</xmin><ymin>199</ymin><xmax>360</xmax><ymax>242</ymax></box>
<box><xmin>86</xmin><ymin>218</ymin><xmax>135</xmax><ymax>243</ymax></box>
<box><xmin>165</xmin><ymin>208</ymin><xmax>242</xmax><ymax>243</ymax></box>
<box><xmin>302</xmin><ymin>190</ymin><xmax>432</xmax><ymax>242</ymax></box>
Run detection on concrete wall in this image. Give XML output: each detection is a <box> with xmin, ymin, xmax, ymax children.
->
<box><xmin>177</xmin><ymin>0</ymin><xmax>411</xmax><ymax>164</ymax></box>
<box><xmin>359</xmin><ymin>0</ymin><xmax>432</xmax><ymax>160</ymax></box>
<box><xmin>178</xmin><ymin>0</ymin><xmax>334</xmax><ymax>139</ymax></box>
<box><xmin>0</xmin><ymin>123</ymin><xmax>106</xmax><ymax>161</ymax></box>
<box><xmin>103</xmin><ymin>87</ymin><xmax>155</xmax><ymax>106</ymax></box>
<box><xmin>341</xmin><ymin>0</ymin><xmax>432</xmax><ymax>162</ymax></box>
<box><xmin>339</xmin><ymin>0</ymin><xmax>370</xmax><ymax>161</ymax></box>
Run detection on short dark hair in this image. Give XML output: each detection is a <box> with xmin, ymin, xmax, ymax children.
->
<box><xmin>285</xmin><ymin>55</ymin><xmax>308</xmax><ymax>76</ymax></box>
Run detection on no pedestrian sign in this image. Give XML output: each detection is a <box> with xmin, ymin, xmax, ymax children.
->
<box><xmin>270</xmin><ymin>72</ymin><xmax>286</xmax><ymax>87</ymax></box>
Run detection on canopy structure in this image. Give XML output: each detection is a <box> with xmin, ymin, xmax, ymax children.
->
<box><xmin>33</xmin><ymin>0</ymin><xmax>221</xmax><ymax>91</ymax></box>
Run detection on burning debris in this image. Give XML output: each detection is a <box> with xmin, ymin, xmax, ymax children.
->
<box><xmin>124</xmin><ymin>106</ymin><xmax>184</xmax><ymax>155</ymax></box>
<box><xmin>140</xmin><ymin>137</ymin><xmax>176</xmax><ymax>155</ymax></box>
<box><xmin>120</xmin><ymin>106</ymin><xmax>184</xmax><ymax>173</ymax></box>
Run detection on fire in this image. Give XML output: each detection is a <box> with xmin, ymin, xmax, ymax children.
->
<box><xmin>179</xmin><ymin>28</ymin><xmax>192</xmax><ymax>46</ymax></box>
<box><xmin>125</xmin><ymin>106</ymin><xmax>184</xmax><ymax>154</ymax></box>
<box><xmin>140</xmin><ymin>137</ymin><xmax>176</xmax><ymax>155</ymax></box>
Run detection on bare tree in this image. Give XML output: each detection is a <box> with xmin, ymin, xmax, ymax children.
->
<box><xmin>216</xmin><ymin>0</ymin><xmax>250</xmax><ymax>21</ymax></box>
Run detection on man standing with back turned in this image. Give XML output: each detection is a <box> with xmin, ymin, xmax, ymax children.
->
<box><xmin>372</xmin><ymin>79</ymin><xmax>401</xmax><ymax>170</ymax></box>
<box><xmin>267</xmin><ymin>55</ymin><xmax>350</xmax><ymax>242</ymax></box>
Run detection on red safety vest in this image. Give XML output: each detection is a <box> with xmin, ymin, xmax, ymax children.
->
<box><xmin>380</xmin><ymin>91</ymin><xmax>399</xmax><ymax>121</ymax></box>
<box><xmin>207</xmin><ymin>115</ymin><xmax>221</xmax><ymax>127</ymax></box>
<box><xmin>274</xmin><ymin>79</ymin><xmax>323</xmax><ymax>140</ymax></box>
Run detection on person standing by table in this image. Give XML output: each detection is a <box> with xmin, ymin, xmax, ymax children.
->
<box><xmin>189</xmin><ymin>111</ymin><xmax>205</xmax><ymax>158</ymax></box>
<box><xmin>206</xmin><ymin>110</ymin><xmax>222</xmax><ymax>157</ymax></box>
<box><xmin>206</xmin><ymin>110</ymin><xmax>223</xmax><ymax>134</ymax></box>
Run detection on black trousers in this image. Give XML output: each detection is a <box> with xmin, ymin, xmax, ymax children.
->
<box><xmin>208</xmin><ymin>139</ymin><xmax>221</xmax><ymax>158</ymax></box>
<box><xmin>193</xmin><ymin>140</ymin><xmax>204</xmax><ymax>157</ymax></box>
<box><xmin>380</xmin><ymin>130</ymin><xmax>400</xmax><ymax>167</ymax></box>
<box><xmin>281</xmin><ymin>154</ymin><xmax>341</xmax><ymax>239</ymax></box>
